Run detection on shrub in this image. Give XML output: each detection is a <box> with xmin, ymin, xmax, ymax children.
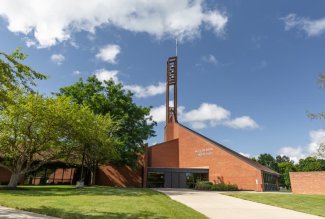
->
<box><xmin>194</xmin><ymin>181</ymin><xmax>238</xmax><ymax>191</ymax></box>
<box><xmin>210</xmin><ymin>183</ymin><xmax>238</xmax><ymax>191</ymax></box>
<box><xmin>195</xmin><ymin>181</ymin><xmax>213</xmax><ymax>190</ymax></box>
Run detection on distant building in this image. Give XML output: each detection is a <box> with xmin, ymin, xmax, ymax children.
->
<box><xmin>144</xmin><ymin>56</ymin><xmax>279</xmax><ymax>191</ymax></box>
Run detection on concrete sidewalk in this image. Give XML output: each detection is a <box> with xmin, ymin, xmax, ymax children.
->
<box><xmin>157</xmin><ymin>189</ymin><xmax>324</xmax><ymax>219</ymax></box>
<box><xmin>0</xmin><ymin>206</ymin><xmax>58</xmax><ymax>219</ymax></box>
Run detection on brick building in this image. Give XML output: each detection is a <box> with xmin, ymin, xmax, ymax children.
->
<box><xmin>144</xmin><ymin>56</ymin><xmax>279</xmax><ymax>191</ymax></box>
<box><xmin>0</xmin><ymin>56</ymin><xmax>279</xmax><ymax>191</ymax></box>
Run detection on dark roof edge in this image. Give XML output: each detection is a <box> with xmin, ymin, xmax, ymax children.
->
<box><xmin>177</xmin><ymin>122</ymin><xmax>280</xmax><ymax>176</ymax></box>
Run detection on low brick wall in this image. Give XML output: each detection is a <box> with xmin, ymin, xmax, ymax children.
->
<box><xmin>290</xmin><ymin>171</ymin><xmax>325</xmax><ymax>195</ymax></box>
<box><xmin>96</xmin><ymin>165</ymin><xmax>143</xmax><ymax>187</ymax></box>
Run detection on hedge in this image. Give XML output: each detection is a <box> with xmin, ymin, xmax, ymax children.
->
<box><xmin>195</xmin><ymin>181</ymin><xmax>238</xmax><ymax>191</ymax></box>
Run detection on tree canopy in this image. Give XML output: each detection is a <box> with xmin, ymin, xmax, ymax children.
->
<box><xmin>0</xmin><ymin>90</ymin><xmax>117</xmax><ymax>187</ymax></box>
<box><xmin>0</xmin><ymin>48</ymin><xmax>46</xmax><ymax>104</ymax></box>
<box><xmin>57</xmin><ymin>76</ymin><xmax>156</xmax><ymax>166</ymax></box>
<box><xmin>256</xmin><ymin>153</ymin><xmax>278</xmax><ymax>172</ymax></box>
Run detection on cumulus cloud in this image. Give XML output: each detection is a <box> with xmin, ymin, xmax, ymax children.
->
<box><xmin>278</xmin><ymin>129</ymin><xmax>325</xmax><ymax>163</ymax></box>
<box><xmin>96</xmin><ymin>44</ymin><xmax>120</xmax><ymax>64</ymax></box>
<box><xmin>0</xmin><ymin>0</ymin><xmax>228</xmax><ymax>48</ymax></box>
<box><xmin>282</xmin><ymin>14</ymin><xmax>325</xmax><ymax>37</ymax></box>
<box><xmin>225</xmin><ymin>116</ymin><xmax>259</xmax><ymax>129</ymax></box>
<box><xmin>73</xmin><ymin>70</ymin><xmax>81</xmax><ymax>75</ymax></box>
<box><xmin>50</xmin><ymin>54</ymin><xmax>65</xmax><ymax>65</ymax></box>
<box><xmin>93</xmin><ymin>68</ymin><xmax>165</xmax><ymax>98</ymax></box>
<box><xmin>94</xmin><ymin>69</ymin><xmax>119</xmax><ymax>83</ymax></box>
<box><xmin>202</xmin><ymin>54</ymin><xmax>218</xmax><ymax>65</ymax></box>
<box><xmin>150</xmin><ymin>103</ymin><xmax>259</xmax><ymax>130</ymax></box>
<box><xmin>149</xmin><ymin>105</ymin><xmax>166</xmax><ymax>123</ymax></box>
<box><xmin>182</xmin><ymin>103</ymin><xmax>230</xmax><ymax>123</ymax></box>
<box><xmin>124</xmin><ymin>82</ymin><xmax>165</xmax><ymax>98</ymax></box>
<box><xmin>190</xmin><ymin>122</ymin><xmax>207</xmax><ymax>129</ymax></box>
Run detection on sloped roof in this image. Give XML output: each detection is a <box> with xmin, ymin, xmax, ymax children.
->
<box><xmin>177</xmin><ymin>123</ymin><xmax>280</xmax><ymax>176</ymax></box>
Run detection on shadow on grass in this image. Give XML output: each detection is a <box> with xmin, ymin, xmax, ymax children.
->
<box><xmin>0</xmin><ymin>186</ymin><xmax>158</xmax><ymax>197</ymax></box>
<box><xmin>25</xmin><ymin>206</ymin><xmax>168</xmax><ymax>219</ymax></box>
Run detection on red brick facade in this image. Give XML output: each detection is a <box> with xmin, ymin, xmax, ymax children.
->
<box><xmin>96</xmin><ymin>164</ymin><xmax>143</xmax><ymax>187</ymax></box>
<box><xmin>0</xmin><ymin>165</ymin><xmax>144</xmax><ymax>187</ymax></box>
<box><xmin>148</xmin><ymin>121</ymin><xmax>279</xmax><ymax>191</ymax></box>
<box><xmin>0</xmin><ymin>167</ymin><xmax>12</xmax><ymax>185</ymax></box>
<box><xmin>290</xmin><ymin>171</ymin><xmax>325</xmax><ymax>195</ymax></box>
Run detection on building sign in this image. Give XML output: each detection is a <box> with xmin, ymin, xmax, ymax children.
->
<box><xmin>167</xmin><ymin>57</ymin><xmax>177</xmax><ymax>85</ymax></box>
<box><xmin>195</xmin><ymin>148</ymin><xmax>213</xmax><ymax>157</ymax></box>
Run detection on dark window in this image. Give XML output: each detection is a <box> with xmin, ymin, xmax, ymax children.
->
<box><xmin>263</xmin><ymin>172</ymin><xmax>278</xmax><ymax>191</ymax></box>
<box><xmin>147</xmin><ymin>172</ymin><xmax>164</xmax><ymax>188</ymax></box>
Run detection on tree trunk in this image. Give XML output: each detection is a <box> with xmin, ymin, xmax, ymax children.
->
<box><xmin>8</xmin><ymin>172</ymin><xmax>21</xmax><ymax>188</ymax></box>
<box><xmin>89</xmin><ymin>160</ymin><xmax>98</xmax><ymax>185</ymax></box>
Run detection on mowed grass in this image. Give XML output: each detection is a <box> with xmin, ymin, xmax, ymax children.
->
<box><xmin>0</xmin><ymin>186</ymin><xmax>206</xmax><ymax>219</ymax></box>
<box><xmin>225</xmin><ymin>192</ymin><xmax>325</xmax><ymax>217</ymax></box>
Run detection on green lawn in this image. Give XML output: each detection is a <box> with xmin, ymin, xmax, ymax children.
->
<box><xmin>0</xmin><ymin>186</ymin><xmax>206</xmax><ymax>219</ymax></box>
<box><xmin>225</xmin><ymin>192</ymin><xmax>325</xmax><ymax>217</ymax></box>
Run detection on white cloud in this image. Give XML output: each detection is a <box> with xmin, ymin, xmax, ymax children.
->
<box><xmin>225</xmin><ymin>116</ymin><xmax>259</xmax><ymax>129</ymax></box>
<box><xmin>191</xmin><ymin>121</ymin><xmax>207</xmax><ymax>129</ymax></box>
<box><xmin>150</xmin><ymin>102</ymin><xmax>258</xmax><ymax>130</ymax></box>
<box><xmin>282</xmin><ymin>14</ymin><xmax>325</xmax><ymax>37</ymax></box>
<box><xmin>202</xmin><ymin>54</ymin><xmax>218</xmax><ymax>65</ymax></box>
<box><xmin>125</xmin><ymin>82</ymin><xmax>165</xmax><ymax>98</ymax></box>
<box><xmin>0</xmin><ymin>0</ymin><xmax>228</xmax><ymax>48</ymax></box>
<box><xmin>278</xmin><ymin>129</ymin><xmax>325</xmax><ymax>163</ymax></box>
<box><xmin>182</xmin><ymin>103</ymin><xmax>230</xmax><ymax>123</ymax></box>
<box><xmin>96</xmin><ymin>44</ymin><xmax>120</xmax><ymax>64</ymax></box>
<box><xmin>73</xmin><ymin>70</ymin><xmax>81</xmax><ymax>75</ymax></box>
<box><xmin>93</xmin><ymin>68</ymin><xmax>165</xmax><ymax>98</ymax></box>
<box><xmin>94</xmin><ymin>69</ymin><xmax>119</xmax><ymax>83</ymax></box>
<box><xmin>149</xmin><ymin>105</ymin><xmax>165</xmax><ymax>123</ymax></box>
<box><xmin>308</xmin><ymin>129</ymin><xmax>325</xmax><ymax>155</ymax></box>
<box><xmin>239</xmin><ymin>152</ymin><xmax>251</xmax><ymax>158</ymax></box>
<box><xmin>50</xmin><ymin>54</ymin><xmax>65</xmax><ymax>65</ymax></box>
<box><xmin>278</xmin><ymin>146</ymin><xmax>305</xmax><ymax>164</ymax></box>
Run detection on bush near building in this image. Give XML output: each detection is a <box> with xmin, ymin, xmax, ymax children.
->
<box><xmin>195</xmin><ymin>181</ymin><xmax>238</xmax><ymax>191</ymax></box>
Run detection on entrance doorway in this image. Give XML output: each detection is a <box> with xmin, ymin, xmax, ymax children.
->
<box><xmin>147</xmin><ymin>167</ymin><xmax>208</xmax><ymax>188</ymax></box>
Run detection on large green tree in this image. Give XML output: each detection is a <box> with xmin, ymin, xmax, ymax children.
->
<box><xmin>68</xmin><ymin>107</ymin><xmax>118</xmax><ymax>185</ymax></box>
<box><xmin>0</xmin><ymin>91</ymin><xmax>76</xmax><ymax>187</ymax></box>
<box><xmin>0</xmin><ymin>48</ymin><xmax>46</xmax><ymax>105</ymax></box>
<box><xmin>57</xmin><ymin>76</ymin><xmax>156</xmax><ymax>166</ymax></box>
<box><xmin>0</xmin><ymin>90</ymin><xmax>117</xmax><ymax>187</ymax></box>
<box><xmin>277</xmin><ymin>161</ymin><xmax>296</xmax><ymax>189</ymax></box>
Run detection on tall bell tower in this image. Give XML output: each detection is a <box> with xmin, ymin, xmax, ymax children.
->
<box><xmin>166</xmin><ymin>56</ymin><xmax>178</xmax><ymax>124</ymax></box>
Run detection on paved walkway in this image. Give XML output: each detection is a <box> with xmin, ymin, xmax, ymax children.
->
<box><xmin>157</xmin><ymin>189</ymin><xmax>324</xmax><ymax>219</ymax></box>
<box><xmin>0</xmin><ymin>206</ymin><xmax>57</xmax><ymax>219</ymax></box>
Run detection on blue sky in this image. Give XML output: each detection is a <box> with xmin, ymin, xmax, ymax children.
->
<box><xmin>1</xmin><ymin>0</ymin><xmax>325</xmax><ymax>162</ymax></box>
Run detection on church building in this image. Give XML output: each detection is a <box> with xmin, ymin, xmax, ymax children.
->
<box><xmin>144</xmin><ymin>56</ymin><xmax>279</xmax><ymax>192</ymax></box>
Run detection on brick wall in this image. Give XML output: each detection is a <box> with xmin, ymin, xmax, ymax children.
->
<box><xmin>0</xmin><ymin>167</ymin><xmax>25</xmax><ymax>185</ymax></box>
<box><xmin>149</xmin><ymin>139</ymin><xmax>179</xmax><ymax>168</ymax></box>
<box><xmin>47</xmin><ymin>168</ymin><xmax>76</xmax><ymax>184</ymax></box>
<box><xmin>0</xmin><ymin>167</ymin><xmax>12</xmax><ymax>185</ymax></box>
<box><xmin>96</xmin><ymin>164</ymin><xmax>143</xmax><ymax>187</ymax></box>
<box><xmin>290</xmin><ymin>171</ymin><xmax>325</xmax><ymax>195</ymax></box>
